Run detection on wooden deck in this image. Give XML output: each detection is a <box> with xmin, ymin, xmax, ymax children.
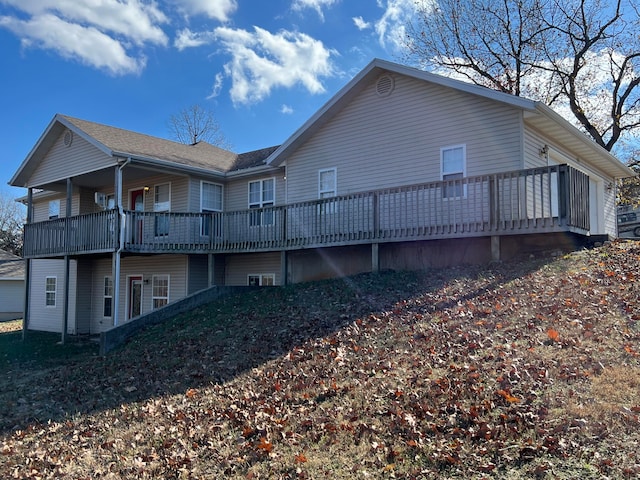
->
<box><xmin>23</xmin><ymin>165</ymin><xmax>590</xmax><ymax>259</ymax></box>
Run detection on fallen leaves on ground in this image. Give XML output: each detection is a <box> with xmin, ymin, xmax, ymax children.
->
<box><xmin>1</xmin><ymin>240</ymin><xmax>640</xmax><ymax>479</ymax></box>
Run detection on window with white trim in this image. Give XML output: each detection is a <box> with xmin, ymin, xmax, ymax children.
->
<box><xmin>248</xmin><ymin>178</ymin><xmax>275</xmax><ymax>226</ymax></box>
<box><xmin>49</xmin><ymin>200</ymin><xmax>60</xmax><ymax>219</ymax></box>
<box><xmin>248</xmin><ymin>273</ymin><xmax>275</xmax><ymax>286</ymax></box>
<box><xmin>319</xmin><ymin>168</ymin><xmax>337</xmax><ymax>198</ymax></box>
<box><xmin>154</xmin><ymin>183</ymin><xmax>171</xmax><ymax>236</ymax></box>
<box><xmin>152</xmin><ymin>275</ymin><xmax>169</xmax><ymax>309</ymax></box>
<box><xmin>441</xmin><ymin>145</ymin><xmax>466</xmax><ymax>198</ymax></box>
<box><xmin>318</xmin><ymin>167</ymin><xmax>337</xmax><ymax>214</ymax></box>
<box><xmin>103</xmin><ymin>276</ymin><xmax>113</xmax><ymax>317</ymax></box>
<box><xmin>201</xmin><ymin>181</ymin><xmax>223</xmax><ymax>236</ymax></box>
<box><xmin>45</xmin><ymin>276</ymin><xmax>57</xmax><ymax>307</ymax></box>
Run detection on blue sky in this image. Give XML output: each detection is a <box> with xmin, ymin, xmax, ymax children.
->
<box><xmin>0</xmin><ymin>0</ymin><xmax>417</xmax><ymax>199</ymax></box>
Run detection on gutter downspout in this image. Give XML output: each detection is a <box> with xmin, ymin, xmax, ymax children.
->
<box><xmin>111</xmin><ymin>157</ymin><xmax>130</xmax><ymax>328</ymax></box>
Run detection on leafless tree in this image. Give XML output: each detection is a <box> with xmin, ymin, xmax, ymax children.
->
<box><xmin>0</xmin><ymin>191</ymin><xmax>25</xmax><ymax>256</ymax></box>
<box><xmin>405</xmin><ymin>0</ymin><xmax>640</xmax><ymax>154</ymax></box>
<box><xmin>168</xmin><ymin>104</ymin><xmax>232</xmax><ymax>149</ymax></box>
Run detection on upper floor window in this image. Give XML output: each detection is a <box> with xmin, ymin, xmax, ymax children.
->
<box><xmin>154</xmin><ymin>183</ymin><xmax>171</xmax><ymax>236</ymax></box>
<box><xmin>249</xmin><ymin>178</ymin><xmax>275</xmax><ymax>226</ymax></box>
<box><xmin>441</xmin><ymin>145</ymin><xmax>466</xmax><ymax>198</ymax></box>
<box><xmin>319</xmin><ymin>168</ymin><xmax>337</xmax><ymax>199</ymax></box>
<box><xmin>201</xmin><ymin>181</ymin><xmax>223</xmax><ymax>236</ymax></box>
<box><xmin>49</xmin><ymin>200</ymin><xmax>60</xmax><ymax>219</ymax></box>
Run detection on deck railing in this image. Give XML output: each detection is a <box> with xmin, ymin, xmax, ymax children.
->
<box><xmin>22</xmin><ymin>165</ymin><xmax>590</xmax><ymax>258</ymax></box>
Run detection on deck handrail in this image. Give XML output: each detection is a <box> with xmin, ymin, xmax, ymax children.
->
<box><xmin>22</xmin><ymin>164</ymin><xmax>590</xmax><ymax>258</ymax></box>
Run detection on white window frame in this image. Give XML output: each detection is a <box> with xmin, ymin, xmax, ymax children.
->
<box><xmin>103</xmin><ymin>276</ymin><xmax>113</xmax><ymax>318</ymax></box>
<box><xmin>45</xmin><ymin>276</ymin><xmax>57</xmax><ymax>307</ymax></box>
<box><xmin>318</xmin><ymin>167</ymin><xmax>337</xmax><ymax>198</ymax></box>
<box><xmin>248</xmin><ymin>273</ymin><xmax>275</xmax><ymax>286</ymax></box>
<box><xmin>152</xmin><ymin>274</ymin><xmax>170</xmax><ymax>309</ymax></box>
<box><xmin>48</xmin><ymin>199</ymin><xmax>60</xmax><ymax>220</ymax></box>
<box><xmin>248</xmin><ymin>178</ymin><xmax>275</xmax><ymax>226</ymax></box>
<box><xmin>200</xmin><ymin>181</ymin><xmax>223</xmax><ymax>236</ymax></box>
<box><xmin>154</xmin><ymin>183</ymin><xmax>171</xmax><ymax>236</ymax></box>
<box><xmin>441</xmin><ymin>144</ymin><xmax>467</xmax><ymax>199</ymax></box>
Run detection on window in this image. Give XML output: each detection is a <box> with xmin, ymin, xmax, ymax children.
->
<box><xmin>319</xmin><ymin>168</ymin><xmax>337</xmax><ymax>198</ymax></box>
<box><xmin>249</xmin><ymin>178</ymin><xmax>275</xmax><ymax>226</ymax></box>
<box><xmin>103</xmin><ymin>277</ymin><xmax>113</xmax><ymax>317</ymax></box>
<box><xmin>441</xmin><ymin>145</ymin><xmax>466</xmax><ymax>198</ymax></box>
<box><xmin>152</xmin><ymin>275</ymin><xmax>169</xmax><ymax>309</ymax></box>
<box><xmin>318</xmin><ymin>168</ymin><xmax>337</xmax><ymax>214</ymax></box>
<box><xmin>45</xmin><ymin>276</ymin><xmax>56</xmax><ymax>307</ymax></box>
<box><xmin>49</xmin><ymin>200</ymin><xmax>60</xmax><ymax>219</ymax></box>
<box><xmin>154</xmin><ymin>183</ymin><xmax>171</xmax><ymax>236</ymax></box>
<box><xmin>248</xmin><ymin>273</ymin><xmax>275</xmax><ymax>286</ymax></box>
<box><xmin>201</xmin><ymin>181</ymin><xmax>223</xmax><ymax>236</ymax></box>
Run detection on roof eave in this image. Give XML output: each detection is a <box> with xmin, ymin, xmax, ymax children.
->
<box><xmin>533</xmin><ymin>103</ymin><xmax>635</xmax><ymax>179</ymax></box>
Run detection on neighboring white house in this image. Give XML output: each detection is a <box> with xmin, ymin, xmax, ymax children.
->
<box><xmin>0</xmin><ymin>249</ymin><xmax>24</xmax><ymax>321</ymax></box>
<box><xmin>9</xmin><ymin>58</ymin><xmax>636</xmax><ymax>336</ymax></box>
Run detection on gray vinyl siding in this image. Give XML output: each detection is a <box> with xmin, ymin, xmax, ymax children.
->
<box><xmin>226</xmin><ymin>171</ymin><xmax>286</xmax><ymax>212</ymax></box>
<box><xmin>224</xmin><ymin>252</ymin><xmax>282</xmax><ymax>285</ymax></box>
<box><xmin>116</xmin><ymin>255</ymin><xmax>188</xmax><ymax>322</ymax></box>
<box><xmin>0</xmin><ymin>279</ymin><xmax>24</xmax><ymax>320</ymax></box>
<box><xmin>29</xmin><ymin>130</ymin><xmax>115</xmax><ymax>187</ymax></box>
<box><xmin>188</xmin><ymin>254</ymin><xmax>209</xmax><ymax>293</ymax></box>
<box><xmin>28</xmin><ymin>259</ymin><xmax>77</xmax><ymax>334</ymax></box>
<box><xmin>285</xmin><ymin>74</ymin><xmax>523</xmax><ymax>204</ymax></box>
<box><xmin>90</xmin><ymin>258</ymin><xmax>114</xmax><ymax>334</ymax></box>
<box><xmin>75</xmin><ymin>260</ymin><xmax>93</xmax><ymax>334</ymax></box>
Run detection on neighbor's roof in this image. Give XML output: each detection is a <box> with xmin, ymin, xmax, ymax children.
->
<box><xmin>0</xmin><ymin>250</ymin><xmax>24</xmax><ymax>280</ymax></box>
<box><xmin>10</xmin><ymin>115</ymin><xmax>279</xmax><ymax>188</ymax></box>
<box><xmin>267</xmin><ymin>58</ymin><xmax>634</xmax><ymax>179</ymax></box>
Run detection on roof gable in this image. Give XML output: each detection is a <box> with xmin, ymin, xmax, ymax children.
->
<box><xmin>266</xmin><ymin>58</ymin><xmax>633</xmax><ymax>179</ymax></box>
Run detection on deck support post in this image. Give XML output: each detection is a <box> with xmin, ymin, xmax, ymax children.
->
<box><xmin>491</xmin><ymin>236</ymin><xmax>501</xmax><ymax>262</ymax></box>
<box><xmin>280</xmin><ymin>250</ymin><xmax>288</xmax><ymax>286</ymax></box>
<box><xmin>112</xmin><ymin>164</ymin><xmax>124</xmax><ymax>327</ymax></box>
<box><xmin>61</xmin><ymin>178</ymin><xmax>73</xmax><ymax>344</ymax></box>
<box><xmin>208</xmin><ymin>253</ymin><xmax>214</xmax><ymax>287</ymax></box>
<box><xmin>372</xmin><ymin>243</ymin><xmax>380</xmax><ymax>273</ymax></box>
<box><xmin>22</xmin><ymin>188</ymin><xmax>33</xmax><ymax>341</ymax></box>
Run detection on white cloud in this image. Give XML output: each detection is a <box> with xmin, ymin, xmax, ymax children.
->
<box><xmin>0</xmin><ymin>0</ymin><xmax>168</xmax><ymax>75</ymax></box>
<box><xmin>207</xmin><ymin>72</ymin><xmax>225</xmax><ymax>99</ymax></box>
<box><xmin>1</xmin><ymin>0</ymin><xmax>168</xmax><ymax>46</ymax></box>
<box><xmin>375</xmin><ymin>0</ymin><xmax>418</xmax><ymax>51</ymax></box>
<box><xmin>213</xmin><ymin>26</ymin><xmax>336</xmax><ymax>105</ymax></box>
<box><xmin>0</xmin><ymin>13</ymin><xmax>145</xmax><ymax>75</ymax></box>
<box><xmin>174</xmin><ymin>28</ymin><xmax>216</xmax><ymax>50</ymax></box>
<box><xmin>291</xmin><ymin>0</ymin><xmax>340</xmax><ymax>21</ymax></box>
<box><xmin>353</xmin><ymin>16</ymin><xmax>371</xmax><ymax>30</ymax></box>
<box><xmin>172</xmin><ymin>0</ymin><xmax>237</xmax><ymax>21</ymax></box>
<box><xmin>280</xmin><ymin>104</ymin><xmax>294</xmax><ymax>114</ymax></box>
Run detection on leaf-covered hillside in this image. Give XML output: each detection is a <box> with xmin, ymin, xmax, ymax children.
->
<box><xmin>1</xmin><ymin>240</ymin><xmax>639</xmax><ymax>479</ymax></box>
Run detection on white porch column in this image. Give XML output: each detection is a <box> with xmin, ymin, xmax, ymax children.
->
<box><xmin>61</xmin><ymin>178</ymin><xmax>72</xmax><ymax>344</ymax></box>
<box><xmin>22</xmin><ymin>188</ymin><xmax>33</xmax><ymax>341</ymax></box>
<box><xmin>112</xmin><ymin>164</ymin><xmax>124</xmax><ymax>327</ymax></box>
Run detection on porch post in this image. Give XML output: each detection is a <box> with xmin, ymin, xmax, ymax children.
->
<box><xmin>491</xmin><ymin>236</ymin><xmax>501</xmax><ymax>262</ymax></box>
<box><xmin>371</xmin><ymin>243</ymin><xmax>380</xmax><ymax>273</ymax></box>
<box><xmin>62</xmin><ymin>178</ymin><xmax>72</xmax><ymax>344</ymax></box>
<box><xmin>280</xmin><ymin>250</ymin><xmax>288</xmax><ymax>286</ymax></box>
<box><xmin>112</xmin><ymin>164</ymin><xmax>123</xmax><ymax>327</ymax></box>
<box><xmin>22</xmin><ymin>188</ymin><xmax>33</xmax><ymax>341</ymax></box>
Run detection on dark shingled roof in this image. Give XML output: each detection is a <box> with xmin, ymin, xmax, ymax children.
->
<box><xmin>232</xmin><ymin>145</ymin><xmax>280</xmax><ymax>171</ymax></box>
<box><xmin>61</xmin><ymin>115</ymin><xmax>241</xmax><ymax>173</ymax></box>
<box><xmin>0</xmin><ymin>250</ymin><xmax>24</xmax><ymax>279</ymax></box>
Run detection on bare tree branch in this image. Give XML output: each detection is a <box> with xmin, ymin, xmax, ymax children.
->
<box><xmin>168</xmin><ymin>104</ymin><xmax>232</xmax><ymax>149</ymax></box>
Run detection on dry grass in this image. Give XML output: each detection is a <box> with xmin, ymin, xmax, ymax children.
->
<box><xmin>1</xmin><ymin>240</ymin><xmax>639</xmax><ymax>479</ymax></box>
